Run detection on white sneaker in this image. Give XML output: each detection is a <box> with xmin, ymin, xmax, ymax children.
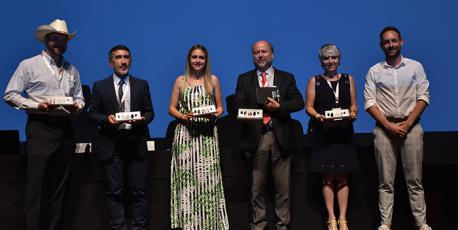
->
<box><xmin>377</xmin><ymin>224</ymin><xmax>391</xmax><ymax>230</ymax></box>
<box><xmin>419</xmin><ymin>224</ymin><xmax>432</xmax><ymax>230</ymax></box>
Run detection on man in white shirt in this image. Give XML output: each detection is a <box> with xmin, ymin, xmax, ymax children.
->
<box><xmin>364</xmin><ymin>26</ymin><xmax>432</xmax><ymax>230</ymax></box>
<box><xmin>3</xmin><ymin>19</ymin><xmax>84</xmax><ymax>230</ymax></box>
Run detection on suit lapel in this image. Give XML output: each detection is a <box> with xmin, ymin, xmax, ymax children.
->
<box><xmin>105</xmin><ymin>76</ymin><xmax>119</xmax><ymax>112</ymax></box>
<box><xmin>250</xmin><ymin>70</ymin><xmax>263</xmax><ymax>130</ymax></box>
<box><xmin>249</xmin><ymin>70</ymin><xmax>260</xmax><ymax>107</ymax></box>
<box><xmin>129</xmin><ymin>76</ymin><xmax>136</xmax><ymax>111</ymax></box>
<box><xmin>273</xmin><ymin>68</ymin><xmax>281</xmax><ymax>88</ymax></box>
<box><xmin>251</xmin><ymin>70</ymin><xmax>260</xmax><ymax>90</ymax></box>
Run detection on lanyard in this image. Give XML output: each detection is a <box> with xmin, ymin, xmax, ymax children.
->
<box><xmin>41</xmin><ymin>54</ymin><xmax>64</xmax><ymax>86</ymax></box>
<box><xmin>325</xmin><ymin>78</ymin><xmax>340</xmax><ymax>104</ymax></box>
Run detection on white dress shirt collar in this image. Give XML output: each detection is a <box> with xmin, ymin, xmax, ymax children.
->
<box><xmin>256</xmin><ymin>65</ymin><xmax>274</xmax><ymax>78</ymax></box>
<box><xmin>382</xmin><ymin>55</ymin><xmax>406</xmax><ymax>69</ymax></box>
<box><xmin>41</xmin><ymin>50</ymin><xmax>68</xmax><ymax>68</ymax></box>
<box><xmin>257</xmin><ymin>66</ymin><xmax>274</xmax><ymax>87</ymax></box>
<box><xmin>113</xmin><ymin>74</ymin><xmax>130</xmax><ymax>85</ymax></box>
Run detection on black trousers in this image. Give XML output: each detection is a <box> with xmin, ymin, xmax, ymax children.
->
<box><xmin>25</xmin><ymin>116</ymin><xmax>74</xmax><ymax>230</ymax></box>
<box><xmin>100</xmin><ymin>141</ymin><xmax>147</xmax><ymax>230</ymax></box>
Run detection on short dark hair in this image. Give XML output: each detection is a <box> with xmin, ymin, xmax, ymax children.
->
<box><xmin>108</xmin><ymin>45</ymin><xmax>131</xmax><ymax>60</ymax></box>
<box><xmin>379</xmin><ymin>26</ymin><xmax>402</xmax><ymax>43</ymax></box>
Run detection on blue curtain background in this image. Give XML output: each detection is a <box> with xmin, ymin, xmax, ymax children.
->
<box><xmin>1</xmin><ymin>0</ymin><xmax>456</xmax><ymax>140</ymax></box>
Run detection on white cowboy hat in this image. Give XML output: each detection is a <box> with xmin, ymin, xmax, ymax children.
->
<box><xmin>35</xmin><ymin>19</ymin><xmax>77</xmax><ymax>42</ymax></box>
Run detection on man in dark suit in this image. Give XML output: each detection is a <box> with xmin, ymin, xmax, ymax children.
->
<box><xmin>89</xmin><ymin>45</ymin><xmax>154</xmax><ymax>230</ymax></box>
<box><xmin>234</xmin><ymin>40</ymin><xmax>304</xmax><ymax>230</ymax></box>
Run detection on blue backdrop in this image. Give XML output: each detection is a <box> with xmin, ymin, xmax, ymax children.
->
<box><xmin>1</xmin><ymin>0</ymin><xmax>457</xmax><ymax>140</ymax></box>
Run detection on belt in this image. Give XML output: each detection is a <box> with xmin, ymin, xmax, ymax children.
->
<box><xmin>376</xmin><ymin>116</ymin><xmax>420</xmax><ymax>127</ymax></box>
<box><xmin>261</xmin><ymin>124</ymin><xmax>274</xmax><ymax>133</ymax></box>
<box><xmin>386</xmin><ymin>116</ymin><xmax>408</xmax><ymax>123</ymax></box>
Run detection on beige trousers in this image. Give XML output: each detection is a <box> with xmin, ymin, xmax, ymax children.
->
<box><xmin>373</xmin><ymin>123</ymin><xmax>427</xmax><ymax>226</ymax></box>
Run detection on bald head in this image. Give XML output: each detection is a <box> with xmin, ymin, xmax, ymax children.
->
<box><xmin>251</xmin><ymin>40</ymin><xmax>274</xmax><ymax>53</ymax></box>
<box><xmin>251</xmin><ymin>40</ymin><xmax>274</xmax><ymax>72</ymax></box>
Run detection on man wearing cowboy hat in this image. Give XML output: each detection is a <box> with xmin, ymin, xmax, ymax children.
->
<box><xmin>4</xmin><ymin>19</ymin><xmax>84</xmax><ymax>230</ymax></box>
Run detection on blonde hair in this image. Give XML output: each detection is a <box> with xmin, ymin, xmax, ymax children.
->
<box><xmin>181</xmin><ymin>44</ymin><xmax>213</xmax><ymax>96</ymax></box>
<box><xmin>319</xmin><ymin>44</ymin><xmax>341</xmax><ymax>59</ymax></box>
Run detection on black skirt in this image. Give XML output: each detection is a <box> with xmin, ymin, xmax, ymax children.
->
<box><xmin>309</xmin><ymin>119</ymin><xmax>360</xmax><ymax>172</ymax></box>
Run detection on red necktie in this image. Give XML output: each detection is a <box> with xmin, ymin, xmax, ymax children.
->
<box><xmin>261</xmin><ymin>72</ymin><xmax>271</xmax><ymax>124</ymax></box>
<box><xmin>261</xmin><ymin>71</ymin><xmax>267</xmax><ymax>87</ymax></box>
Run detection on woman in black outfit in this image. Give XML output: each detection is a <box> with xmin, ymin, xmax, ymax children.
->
<box><xmin>305</xmin><ymin>44</ymin><xmax>359</xmax><ymax>230</ymax></box>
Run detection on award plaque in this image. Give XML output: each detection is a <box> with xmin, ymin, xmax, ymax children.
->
<box><xmin>237</xmin><ymin>109</ymin><xmax>263</xmax><ymax>120</ymax></box>
<box><xmin>191</xmin><ymin>105</ymin><xmax>217</xmax><ymax>116</ymax></box>
<box><xmin>324</xmin><ymin>108</ymin><xmax>350</xmax><ymax>120</ymax></box>
<box><xmin>47</xmin><ymin>96</ymin><xmax>74</xmax><ymax>105</ymax></box>
<box><xmin>115</xmin><ymin>111</ymin><xmax>142</xmax><ymax>122</ymax></box>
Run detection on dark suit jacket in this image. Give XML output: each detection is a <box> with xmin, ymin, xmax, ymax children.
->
<box><xmin>234</xmin><ymin>68</ymin><xmax>304</xmax><ymax>155</ymax></box>
<box><xmin>89</xmin><ymin>75</ymin><xmax>154</xmax><ymax>161</ymax></box>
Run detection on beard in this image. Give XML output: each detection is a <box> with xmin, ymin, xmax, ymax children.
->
<box><xmin>46</xmin><ymin>43</ymin><xmax>67</xmax><ymax>56</ymax></box>
<box><xmin>384</xmin><ymin>47</ymin><xmax>401</xmax><ymax>58</ymax></box>
<box><xmin>53</xmin><ymin>45</ymin><xmax>67</xmax><ymax>55</ymax></box>
<box><xmin>254</xmin><ymin>60</ymin><xmax>272</xmax><ymax>70</ymax></box>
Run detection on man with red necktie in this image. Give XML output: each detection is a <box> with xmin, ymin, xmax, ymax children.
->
<box><xmin>234</xmin><ymin>40</ymin><xmax>304</xmax><ymax>230</ymax></box>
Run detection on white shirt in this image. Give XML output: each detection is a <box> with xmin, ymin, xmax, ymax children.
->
<box><xmin>364</xmin><ymin>56</ymin><xmax>430</xmax><ymax>118</ymax></box>
<box><xmin>112</xmin><ymin>74</ymin><xmax>131</xmax><ymax>112</ymax></box>
<box><xmin>3</xmin><ymin>50</ymin><xmax>84</xmax><ymax>115</ymax></box>
<box><xmin>257</xmin><ymin>66</ymin><xmax>275</xmax><ymax>87</ymax></box>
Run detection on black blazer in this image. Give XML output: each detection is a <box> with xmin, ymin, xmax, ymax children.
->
<box><xmin>234</xmin><ymin>68</ymin><xmax>304</xmax><ymax>155</ymax></box>
<box><xmin>89</xmin><ymin>75</ymin><xmax>154</xmax><ymax>160</ymax></box>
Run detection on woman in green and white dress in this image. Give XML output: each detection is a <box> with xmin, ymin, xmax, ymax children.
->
<box><xmin>168</xmin><ymin>44</ymin><xmax>229</xmax><ymax>230</ymax></box>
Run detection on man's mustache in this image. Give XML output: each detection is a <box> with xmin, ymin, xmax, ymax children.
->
<box><xmin>53</xmin><ymin>44</ymin><xmax>66</xmax><ymax>50</ymax></box>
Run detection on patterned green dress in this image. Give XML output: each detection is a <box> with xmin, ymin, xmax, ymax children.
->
<box><xmin>171</xmin><ymin>85</ymin><xmax>229</xmax><ymax>230</ymax></box>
